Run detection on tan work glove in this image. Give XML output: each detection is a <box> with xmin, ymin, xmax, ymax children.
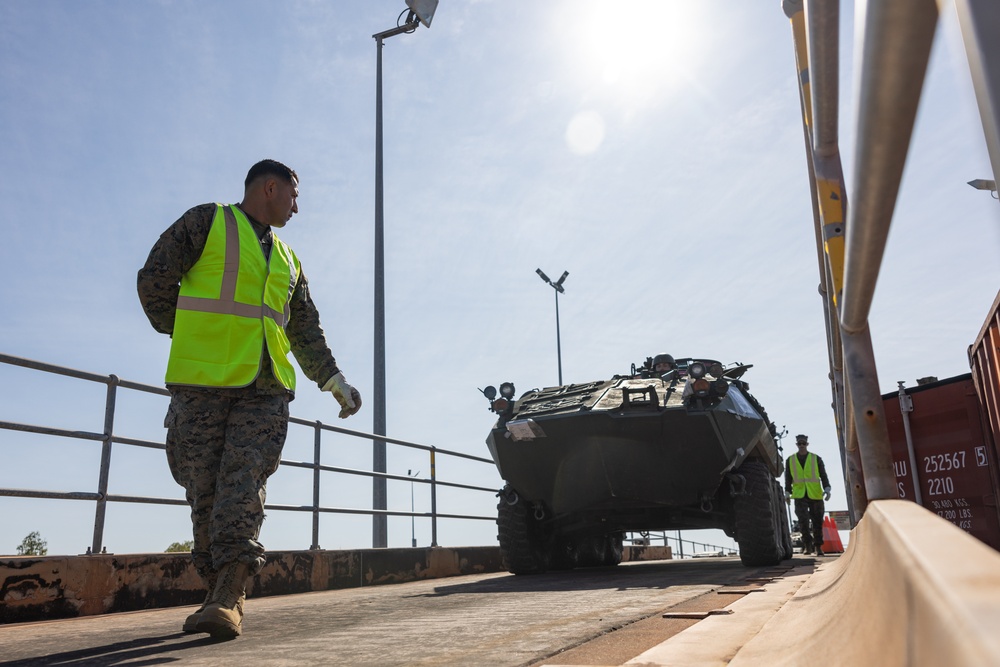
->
<box><xmin>322</xmin><ymin>372</ymin><xmax>362</xmax><ymax>418</ymax></box>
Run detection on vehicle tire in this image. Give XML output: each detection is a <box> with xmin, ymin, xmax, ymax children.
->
<box><xmin>574</xmin><ymin>533</ymin><xmax>623</xmax><ymax>568</ymax></box>
<box><xmin>573</xmin><ymin>535</ymin><xmax>605</xmax><ymax>568</ymax></box>
<box><xmin>603</xmin><ymin>533</ymin><xmax>624</xmax><ymax>567</ymax></box>
<box><xmin>734</xmin><ymin>459</ymin><xmax>784</xmax><ymax>567</ymax></box>
<box><xmin>548</xmin><ymin>537</ymin><xmax>577</xmax><ymax>571</ymax></box>
<box><xmin>497</xmin><ymin>487</ymin><xmax>550</xmax><ymax>574</ymax></box>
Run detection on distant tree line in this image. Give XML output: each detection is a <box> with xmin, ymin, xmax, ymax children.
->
<box><xmin>7</xmin><ymin>533</ymin><xmax>196</xmax><ymax>556</ymax></box>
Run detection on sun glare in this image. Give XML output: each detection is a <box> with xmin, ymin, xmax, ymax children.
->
<box><xmin>554</xmin><ymin>2</ymin><xmax>712</xmax><ymax>154</ymax></box>
<box><xmin>566</xmin><ymin>110</ymin><xmax>606</xmax><ymax>155</ymax></box>
<box><xmin>570</xmin><ymin>1</ymin><xmax>706</xmax><ymax>100</ymax></box>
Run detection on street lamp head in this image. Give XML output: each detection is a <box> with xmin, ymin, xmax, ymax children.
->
<box><xmin>537</xmin><ymin>268</ymin><xmax>568</xmax><ymax>292</ymax></box>
<box><xmin>967</xmin><ymin>178</ymin><xmax>997</xmax><ymax>192</ymax></box>
<box><xmin>535</xmin><ymin>267</ymin><xmax>567</xmax><ymax>384</ymax></box>
<box><xmin>405</xmin><ymin>0</ymin><xmax>438</xmax><ymax>28</ymax></box>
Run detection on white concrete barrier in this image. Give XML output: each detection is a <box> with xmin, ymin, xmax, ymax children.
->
<box><xmin>731</xmin><ymin>499</ymin><xmax>1000</xmax><ymax>666</ymax></box>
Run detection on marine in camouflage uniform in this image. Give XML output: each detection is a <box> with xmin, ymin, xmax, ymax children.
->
<box><xmin>137</xmin><ymin>160</ymin><xmax>360</xmax><ymax>638</ymax></box>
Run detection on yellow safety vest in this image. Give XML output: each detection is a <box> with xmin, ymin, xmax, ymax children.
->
<box><xmin>788</xmin><ymin>453</ymin><xmax>824</xmax><ymax>500</ymax></box>
<box><xmin>165</xmin><ymin>204</ymin><xmax>300</xmax><ymax>390</ymax></box>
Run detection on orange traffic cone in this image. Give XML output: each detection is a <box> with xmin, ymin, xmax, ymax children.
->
<box><xmin>832</xmin><ymin>520</ymin><xmax>845</xmax><ymax>552</ymax></box>
<box><xmin>821</xmin><ymin>515</ymin><xmax>844</xmax><ymax>553</ymax></box>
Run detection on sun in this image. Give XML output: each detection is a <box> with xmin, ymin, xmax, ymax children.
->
<box><xmin>567</xmin><ymin>1</ymin><xmax>707</xmax><ymax>101</ymax></box>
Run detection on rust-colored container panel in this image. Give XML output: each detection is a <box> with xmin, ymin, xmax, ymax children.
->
<box><xmin>883</xmin><ymin>374</ymin><xmax>1000</xmax><ymax>551</ymax></box>
<box><xmin>970</xmin><ymin>288</ymin><xmax>1000</xmax><ymax>482</ymax></box>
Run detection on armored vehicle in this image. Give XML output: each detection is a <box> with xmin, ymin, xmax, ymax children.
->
<box><xmin>482</xmin><ymin>356</ymin><xmax>792</xmax><ymax>573</ymax></box>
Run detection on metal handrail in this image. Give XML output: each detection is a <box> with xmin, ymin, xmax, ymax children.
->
<box><xmin>784</xmin><ymin>0</ymin><xmax>999</xmax><ymax>523</ymax></box>
<box><xmin>0</xmin><ymin>352</ymin><xmax>500</xmax><ymax>554</ymax></box>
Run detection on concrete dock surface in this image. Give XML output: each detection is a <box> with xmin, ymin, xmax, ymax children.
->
<box><xmin>0</xmin><ymin>555</ymin><xmax>816</xmax><ymax>666</ymax></box>
<box><xmin>5</xmin><ymin>501</ymin><xmax>1000</xmax><ymax>666</ymax></box>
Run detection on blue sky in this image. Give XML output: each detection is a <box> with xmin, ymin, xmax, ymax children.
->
<box><xmin>1</xmin><ymin>1</ymin><xmax>997</xmax><ymax>557</ymax></box>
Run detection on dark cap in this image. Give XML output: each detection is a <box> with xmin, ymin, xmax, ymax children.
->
<box><xmin>796</xmin><ymin>434</ymin><xmax>808</xmax><ymax>444</ymax></box>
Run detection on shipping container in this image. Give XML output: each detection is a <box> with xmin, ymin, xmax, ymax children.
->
<box><xmin>879</xmin><ymin>289</ymin><xmax>1000</xmax><ymax>551</ymax></box>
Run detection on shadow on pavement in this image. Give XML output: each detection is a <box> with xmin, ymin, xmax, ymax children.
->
<box><xmin>409</xmin><ymin>558</ymin><xmax>788</xmax><ymax>598</ymax></box>
<box><xmin>0</xmin><ymin>632</ymin><xmax>226</xmax><ymax>667</ymax></box>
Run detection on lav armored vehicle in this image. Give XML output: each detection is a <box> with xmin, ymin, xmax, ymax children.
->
<box><xmin>482</xmin><ymin>355</ymin><xmax>792</xmax><ymax>573</ymax></box>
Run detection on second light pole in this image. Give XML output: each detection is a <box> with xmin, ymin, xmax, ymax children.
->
<box><xmin>536</xmin><ymin>268</ymin><xmax>568</xmax><ymax>385</ymax></box>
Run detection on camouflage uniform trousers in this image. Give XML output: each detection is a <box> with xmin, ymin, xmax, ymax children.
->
<box><xmin>165</xmin><ymin>386</ymin><xmax>289</xmax><ymax>582</ymax></box>
<box><xmin>794</xmin><ymin>497</ymin><xmax>825</xmax><ymax>550</ymax></box>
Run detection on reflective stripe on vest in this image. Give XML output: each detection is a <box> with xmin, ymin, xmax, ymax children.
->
<box><xmin>165</xmin><ymin>204</ymin><xmax>300</xmax><ymax>389</ymax></box>
<box><xmin>789</xmin><ymin>453</ymin><xmax>824</xmax><ymax>500</ymax></box>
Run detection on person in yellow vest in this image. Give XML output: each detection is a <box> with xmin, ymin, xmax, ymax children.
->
<box><xmin>784</xmin><ymin>434</ymin><xmax>831</xmax><ymax>556</ymax></box>
<box><xmin>137</xmin><ymin>159</ymin><xmax>361</xmax><ymax>639</ymax></box>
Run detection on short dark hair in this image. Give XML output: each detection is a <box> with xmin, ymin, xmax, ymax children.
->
<box><xmin>245</xmin><ymin>159</ymin><xmax>298</xmax><ymax>189</ymax></box>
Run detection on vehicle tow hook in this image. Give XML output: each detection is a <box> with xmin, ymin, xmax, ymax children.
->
<box><xmin>726</xmin><ymin>473</ymin><xmax>748</xmax><ymax>497</ymax></box>
<box><xmin>498</xmin><ymin>488</ymin><xmax>519</xmax><ymax>506</ymax></box>
<box><xmin>533</xmin><ymin>506</ymin><xmax>546</xmax><ymax>521</ymax></box>
<box><xmin>700</xmin><ymin>499</ymin><xmax>713</xmax><ymax>513</ymax></box>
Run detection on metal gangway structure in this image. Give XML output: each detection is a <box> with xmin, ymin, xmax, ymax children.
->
<box><xmin>758</xmin><ymin>0</ymin><xmax>1000</xmax><ymax>663</ymax></box>
<box><xmin>784</xmin><ymin>0</ymin><xmax>999</xmax><ymax>521</ymax></box>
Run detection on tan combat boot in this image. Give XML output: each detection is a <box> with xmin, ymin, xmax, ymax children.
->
<box><xmin>195</xmin><ymin>561</ymin><xmax>251</xmax><ymax>639</ymax></box>
<box><xmin>182</xmin><ymin>588</ymin><xmax>213</xmax><ymax>634</ymax></box>
<box><xmin>182</xmin><ymin>571</ymin><xmax>217</xmax><ymax>633</ymax></box>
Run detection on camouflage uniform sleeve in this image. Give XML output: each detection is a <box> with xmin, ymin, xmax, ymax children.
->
<box><xmin>137</xmin><ymin>203</ymin><xmax>216</xmax><ymax>335</ymax></box>
<box><xmin>817</xmin><ymin>456</ymin><xmax>831</xmax><ymax>489</ymax></box>
<box><xmin>287</xmin><ymin>271</ymin><xmax>341</xmax><ymax>388</ymax></box>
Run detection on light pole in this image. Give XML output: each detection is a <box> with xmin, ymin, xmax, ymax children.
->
<box><xmin>372</xmin><ymin>0</ymin><xmax>437</xmax><ymax>548</ymax></box>
<box><xmin>408</xmin><ymin>469</ymin><xmax>420</xmax><ymax>547</ymax></box>
<box><xmin>535</xmin><ymin>268</ymin><xmax>569</xmax><ymax>385</ymax></box>
<box><xmin>968</xmin><ymin>178</ymin><xmax>998</xmax><ymax>198</ymax></box>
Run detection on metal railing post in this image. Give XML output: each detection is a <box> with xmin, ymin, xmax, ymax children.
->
<box><xmin>430</xmin><ymin>448</ymin><xmax>438</xmax><ymax>547</ymax></box>
<box><xmin>786</xmin><ymin>0</ymin><xmax>865</xmax><ymax>523</ymax></box>
<box><xmin>311</xmin><ymin>421</ymin><xmax>322</xmax><ymax>550</ymax></box>
<box><xmin>897</xmin><ymin>382</ymin><xmax>924</xmax><ymax>505</ymax></box>
<box><xmin>840</xmin><ymin>0</ymin><xmax>938</xmax><ymax>501</ymax></box>
<box><xmin>91</xmin><ymin>375</ymin><xmax>119</xmax><ymax>554</ymax></box>
<box><xmin>955</xmin><ymin>0</ymin><xmax>1000</xmax><ymax>191</ymax></box>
